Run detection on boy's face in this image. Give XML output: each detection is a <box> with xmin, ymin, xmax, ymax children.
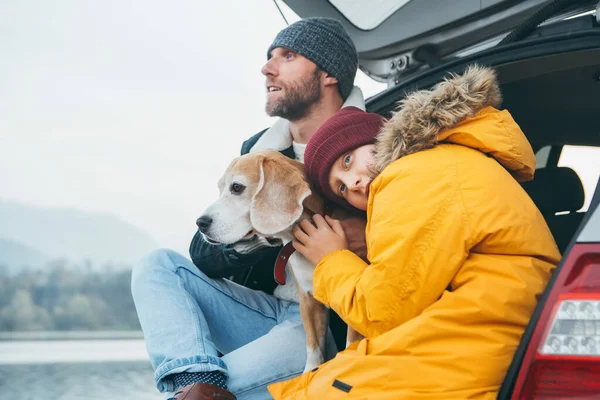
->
<box><xmin>328</xmin><ymin>144</ymin><xmax>375</xmax><ymax>211</ymax></box>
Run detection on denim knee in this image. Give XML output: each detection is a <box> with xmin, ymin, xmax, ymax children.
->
<box><xmin>131</xmin><ymin>248</ymin><xmax>181</xmax><ymax>296</ymax></box>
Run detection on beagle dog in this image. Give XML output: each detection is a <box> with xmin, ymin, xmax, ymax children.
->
<box><xmin>197</xmin><ymin>150</ymin><xmax>362</xmax><ymax>372</ymax></box>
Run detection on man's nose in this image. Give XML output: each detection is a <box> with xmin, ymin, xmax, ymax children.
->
<box><xmin>196</xmin><ymin>215</ymin><xmax>213</xmax><ymax>233</ymax></box>
<box><xmin>261</xmin><ymin>58</ymin><xmax>277</xmax><ymax>77</ymax></box>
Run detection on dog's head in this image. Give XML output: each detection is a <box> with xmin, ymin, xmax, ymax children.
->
<box><xmin>197</xmin><ymin>150</ymin><xmax>325</xmax><ymax>249</ymax></box>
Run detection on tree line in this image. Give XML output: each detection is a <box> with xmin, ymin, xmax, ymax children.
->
<box><xmin>0</xmin><ymin>260</ymin><xmax>140</xmax><ymax>331</ymax></box>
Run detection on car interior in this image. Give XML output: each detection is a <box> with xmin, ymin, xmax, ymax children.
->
<box><xmin>500</xmin><ymin>49</ymin><xmax>598</xmax><ymax>254</ymax></box>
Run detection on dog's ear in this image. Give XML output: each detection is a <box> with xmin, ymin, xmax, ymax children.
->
<box><xmin>302</xmin><ymin>190</ymin><xmax>326</xmax><ymax>215</ymax></box>
<box><xmin>250</xmin><ymin>157</ymin><xmax>311</xmax><ymax>235</ymax></box>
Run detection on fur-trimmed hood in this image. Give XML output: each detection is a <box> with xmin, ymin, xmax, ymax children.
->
<box><xmin>375</xmin><ymin>65</ymin><xmax>535</xmax><ymax>182</ymax></box>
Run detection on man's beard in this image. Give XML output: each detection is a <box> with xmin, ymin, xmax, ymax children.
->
<box><xmin>266</xmin><ymin>68</ymin><xmax>321</xmax><ymax>121</ymax></box>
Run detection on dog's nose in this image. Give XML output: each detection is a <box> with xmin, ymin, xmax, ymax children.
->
<box><xmin>196</xmin><ymin>215</ymin><xmax>213</xmax><ymax>232</ymax></box>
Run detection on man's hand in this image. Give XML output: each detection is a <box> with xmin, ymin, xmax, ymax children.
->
<box><xmin>293</xmin><ymin>215</ymin><xmax>348</xmax><ymax>265</ymax></box>
<box><xmin>340</xmin><ymin>216</ymin><xmax>367</xmax><ymax>261</ymax></box>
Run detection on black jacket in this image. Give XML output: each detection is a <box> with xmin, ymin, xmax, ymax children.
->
<box><xmin>188</xmin><ymin>129</ymin><xmax>295</xmax><ymax>294</ymax></box>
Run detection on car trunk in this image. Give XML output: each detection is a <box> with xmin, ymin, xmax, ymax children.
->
<box><xmin>283</xmin><ymin>0</ymin><xmax>600</xmax><ymax>394</ymax></box>
<box><xmin>327</xmin><ymin>17</ymin><xmax>600</xmax><ymax>354</ymax></box>
<box><xmin>361</xmin><ymin>11</ymin><xmax>600</xmax><ymax>250</ymax></box>
<box><xmin>283</xmin><ymin>0</ymin><xmax>598</xmax><ymax>84</ymax></box>
<box><xmin>288</xmin><ymin>2</ymin><xmax>600</xmax><ymax>391</ymax></box>
<box><xmin>363</xmin><ymin>13</ymin><xmax>600</xmax><ymax>398</ymax></box>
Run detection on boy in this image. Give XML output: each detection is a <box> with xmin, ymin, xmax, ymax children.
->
<box><xmin>269</xmin><ymin>66</ymin><xmax>561</xmax><ymax>399</ymax></box>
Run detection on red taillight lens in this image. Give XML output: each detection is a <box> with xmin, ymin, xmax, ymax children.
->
<box><xmin>523</xmin><ymin>359</ymin><xmax>600</xmax><ymax>398</ymax></box>
<box><xmin>512</xmin><ymin>244</ymin><xmax>600</xmax><ymax>399</ymax></box>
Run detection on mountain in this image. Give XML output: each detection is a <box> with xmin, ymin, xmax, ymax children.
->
<box><xmin>0</xmin><ymin>238</ymin><xmax>49</xmax><ymax>273</ymax></box>
<box><xmin>0</xmin><ymin>199</ymin><xmax>157</xmax><ymax>268</ymax></box>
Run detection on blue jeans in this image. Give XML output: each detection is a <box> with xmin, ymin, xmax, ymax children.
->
<box><xmin>131</xmin><ymin>249</ymin><xmax>337</xmax><ymax>399</ymax></box>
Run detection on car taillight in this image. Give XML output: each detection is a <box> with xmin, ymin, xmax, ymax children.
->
<box><xmin>512</xmin><ymin>243</ymin><xmax>600</xmax><ymax>399</ymax></box>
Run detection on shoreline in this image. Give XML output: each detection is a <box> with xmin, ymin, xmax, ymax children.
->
<box><xmin>0</xmin><ymin>338</ymin><xmax>150</xmax><ymax>364</ymax></box>
<box><xmin>0</xmin><ymin>330</ymin><xmax>144</xmax><ymax>341</ymax></box>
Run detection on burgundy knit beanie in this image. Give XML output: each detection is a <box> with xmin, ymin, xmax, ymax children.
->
<box><xmin>304</xmin><ymin>106</ymin><xmax>384</xmax><ymax>207</ymax></box>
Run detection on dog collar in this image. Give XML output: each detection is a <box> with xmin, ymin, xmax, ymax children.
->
<box><xmin>274</xmin><ymin>242</ymin><xmax>296</xmax><ymax>285</ymax></box>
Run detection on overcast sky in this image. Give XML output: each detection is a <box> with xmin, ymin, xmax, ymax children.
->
<box><xmin>0</xmin><ymin>1</ymin><xmax>386</xmax><ymax>256</ymax></box>
<box><xmin>1</xmin><ymin>1</ymin><xmax>597</xmax><ymax>258</ymax></box>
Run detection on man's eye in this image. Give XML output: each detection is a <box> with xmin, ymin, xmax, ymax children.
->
<box><xmin>285</xmin><ymin>52</ymin><xmax>295</xmax><ymax>60</ymax></box>
<box><xmin>230</xmin><ymin>183</ymin><xmax>245</xmax><ymax>195</ymax></box>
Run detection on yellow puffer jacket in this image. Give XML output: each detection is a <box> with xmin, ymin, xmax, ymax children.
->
<box><xmin>268</xmin><ymin>66</ymin><xmax>561</xmax><ymax>399</ymax></box>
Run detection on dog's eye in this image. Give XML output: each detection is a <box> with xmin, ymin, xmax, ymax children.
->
<box><xmin>230</xmin><ymin>182</ymin><xmax>245</xmax><ymax>195</ymax></box>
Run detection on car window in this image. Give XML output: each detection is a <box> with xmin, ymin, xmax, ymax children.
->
<box><xmin>535</xmin><ymin>145</ymin><xmax>551</xmax><ymax>169</ymax></box>
<box><xmin>328</xmin><ymin>0</ymin><xmax>412</xmax><ymax>30</ymax></box>
<box><xmin>558</xmin><ymin>145</ymin><xmax>600</xmax><ymax>212</ymax></box>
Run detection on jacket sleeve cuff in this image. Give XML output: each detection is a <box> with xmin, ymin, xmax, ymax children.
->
<box><xmin>313</xmin><ymin>249</ymin><xmax>368</xmax><ymax>307</ymax></box>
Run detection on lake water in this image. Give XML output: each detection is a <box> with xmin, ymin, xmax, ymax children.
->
<box><xmin>0</xmin><ymin>338</ymin><xmax>164</xmax><ymax>399</ymax></box>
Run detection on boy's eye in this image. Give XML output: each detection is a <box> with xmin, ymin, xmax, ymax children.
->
<box><xmin>343</xmin><ymin>155</ymin><xmax>351</xmax><ymax>167</ymax></box>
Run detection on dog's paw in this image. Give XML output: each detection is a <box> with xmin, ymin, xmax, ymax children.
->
<box><xmin>303</xmin><ymin>348</ymin><xmax>324</xmax><ymax>373</ymax></box>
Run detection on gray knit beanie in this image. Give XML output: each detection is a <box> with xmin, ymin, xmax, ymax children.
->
<box><xmin>267</xmin><ymin>17</ymin><xmax>358</xmax><ymax>101</ymax></box>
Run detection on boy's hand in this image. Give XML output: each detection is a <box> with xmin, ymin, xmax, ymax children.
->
<box><xmin>293</xmin><ymin>215</ymin><xmax>348</xmax><ymax>266</ymax></box>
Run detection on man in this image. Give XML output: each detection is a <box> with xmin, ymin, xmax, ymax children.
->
<box><xmin>131</xmin><ymin>17</ymin><xmax>366</xmax><ymax>400</ymax></box>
